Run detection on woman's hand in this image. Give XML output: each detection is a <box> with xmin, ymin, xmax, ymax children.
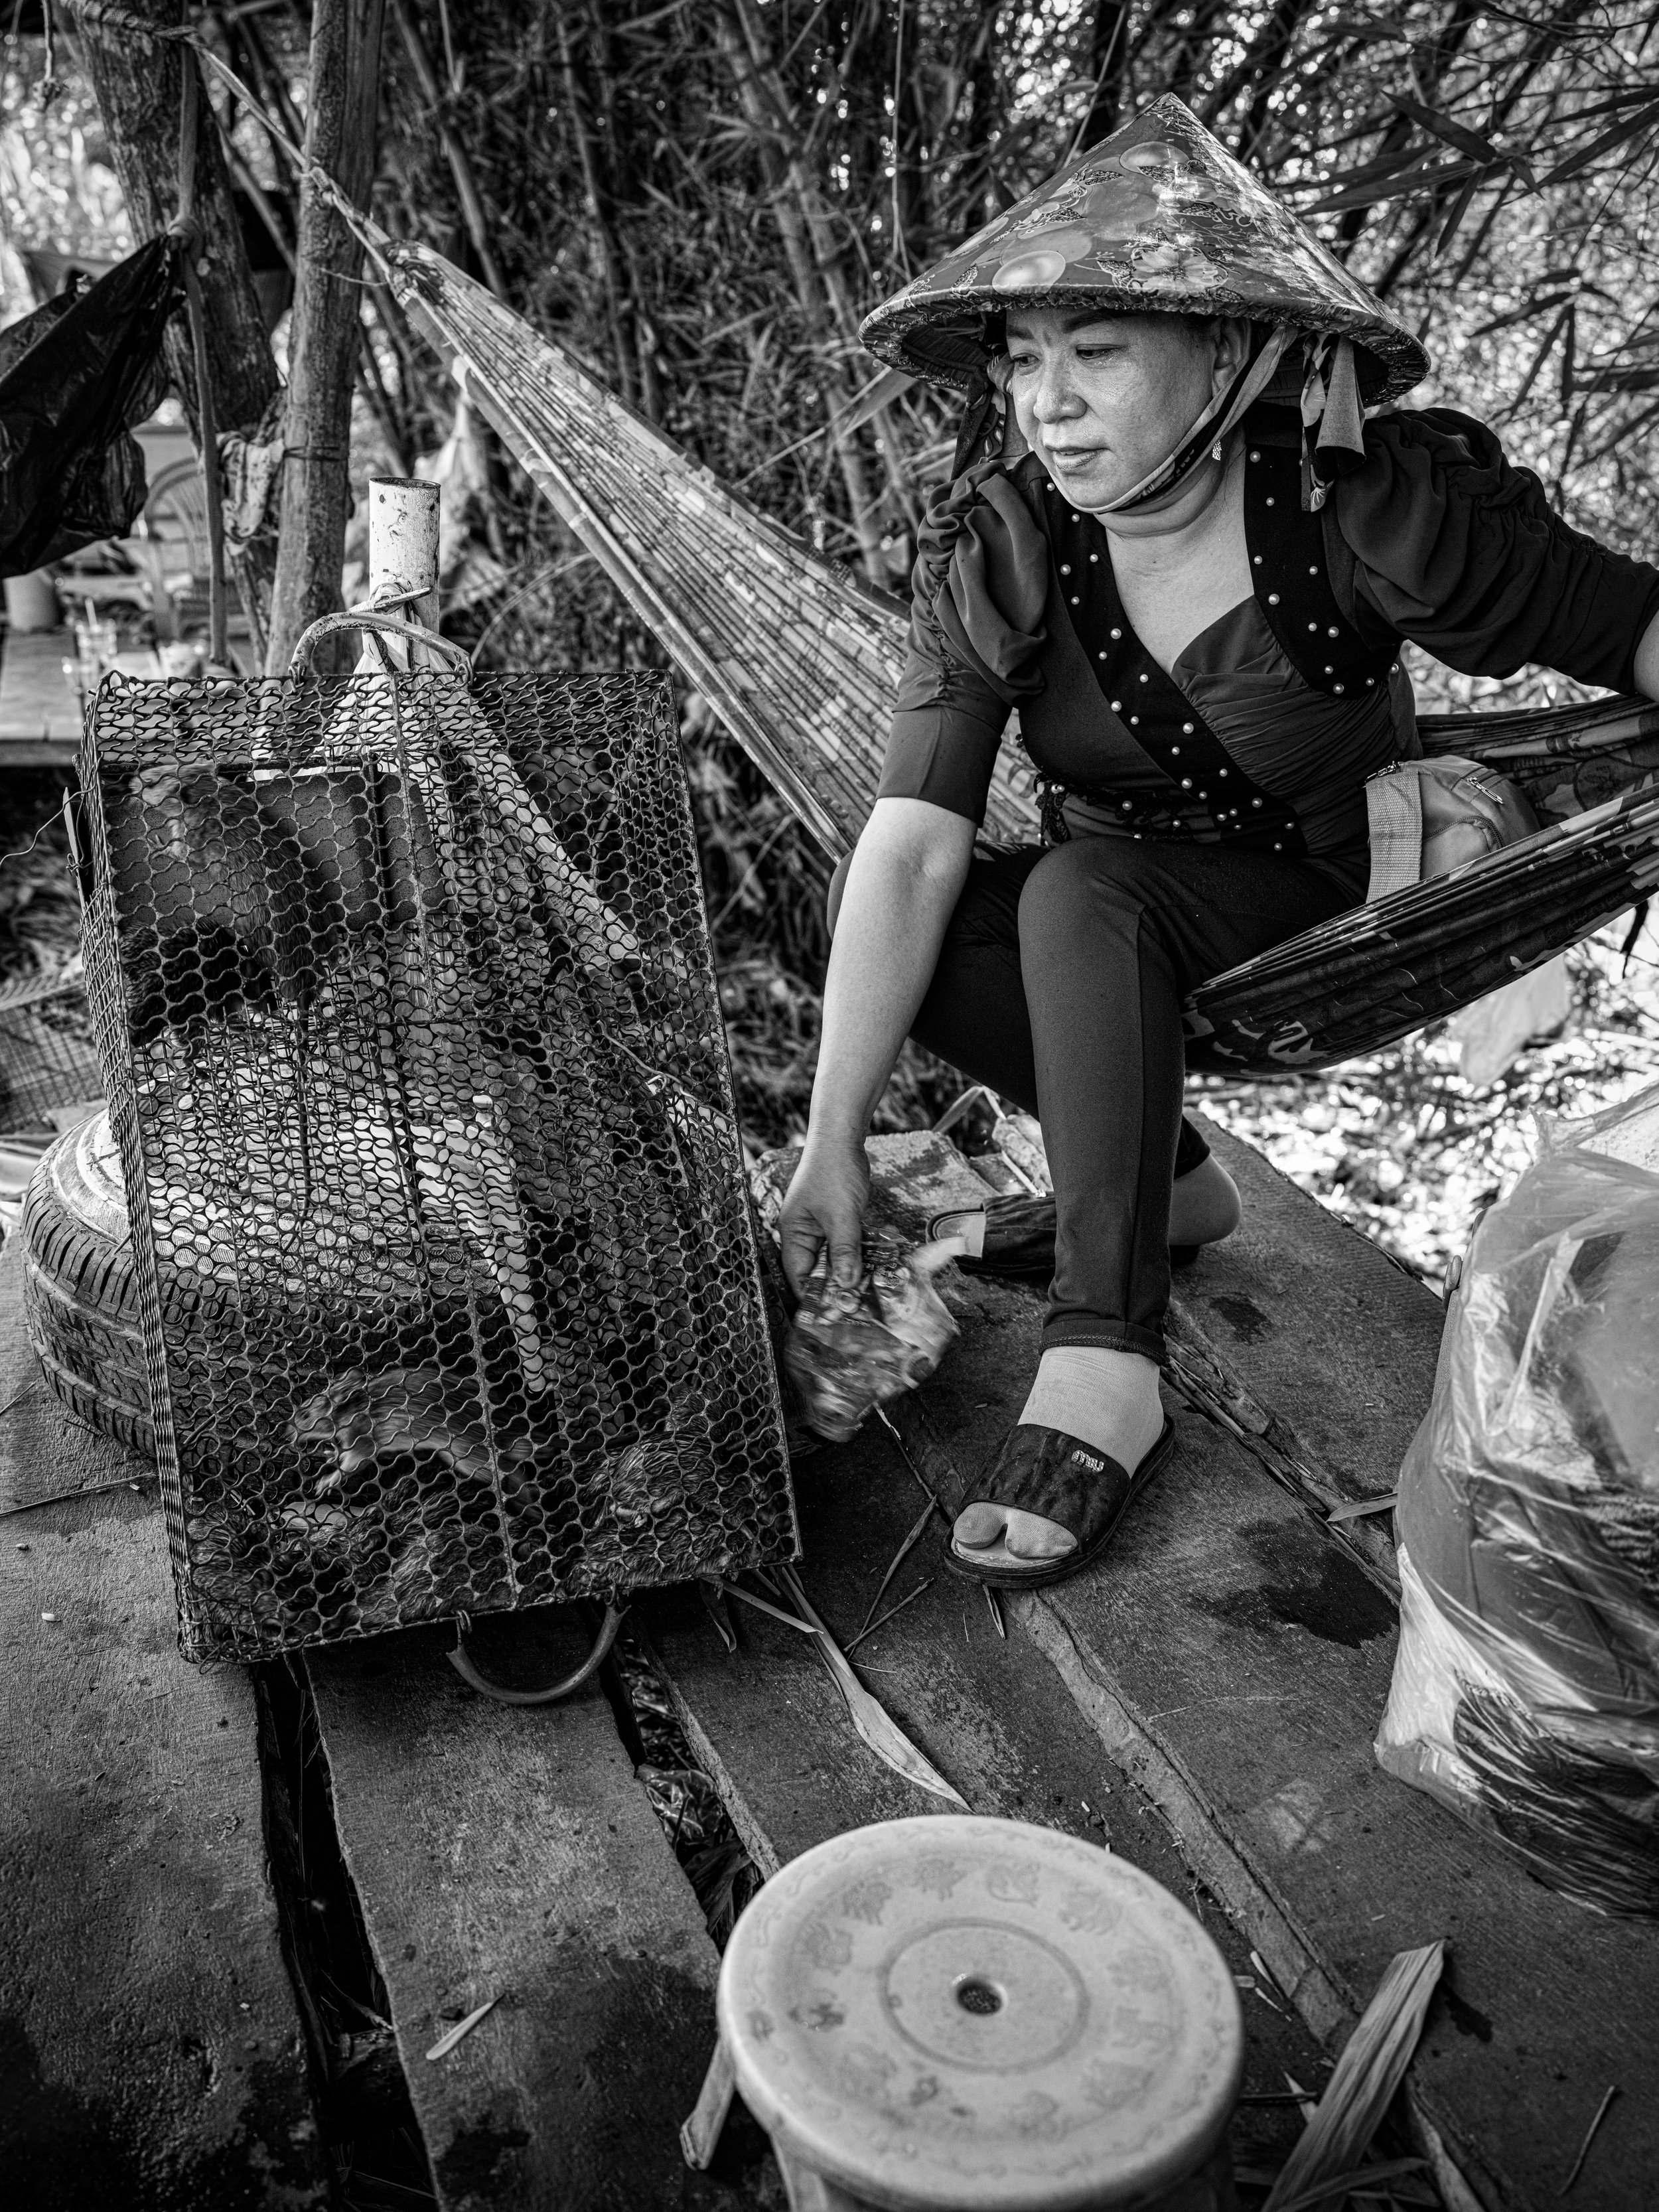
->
<box><xmin>779</xmin><ymin>1134</ymin><xmax>871</xmax><ymax>1297</ymax></box>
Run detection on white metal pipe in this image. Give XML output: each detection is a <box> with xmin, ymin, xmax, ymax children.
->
<box><xmin>366</xmin><ymin>476</ymin><xmax>441</xmax><ymax>665</ymax></box>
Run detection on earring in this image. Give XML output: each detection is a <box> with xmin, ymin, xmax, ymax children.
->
<box><xmin>1210</xmin><ymin>438</ymin><xmax>1224</xmax><ymax>462</ymax></box>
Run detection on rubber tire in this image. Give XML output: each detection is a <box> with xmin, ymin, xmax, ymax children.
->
<box><xmin>19</xmin><ymin>1114</ymin><xmax>157</xmax><ymax>1459</ymax></box>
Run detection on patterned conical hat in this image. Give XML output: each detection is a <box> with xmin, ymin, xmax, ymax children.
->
<box><xmin>860</xmin><ymin>96</ymin><xmax>1428</xmax><ymax>406</ymax></box>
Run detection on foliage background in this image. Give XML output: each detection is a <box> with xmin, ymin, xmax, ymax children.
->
<box><xmin>4</xmin><ymin>0</ymin><xmax>1659</xmax><ymax>1286</ymax></box>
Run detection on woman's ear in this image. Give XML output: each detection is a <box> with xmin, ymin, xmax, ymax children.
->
<box><xmin>1210</xmin><ymin>316</ymin><xmax>1252</xmax><ymax>397</ymax></box>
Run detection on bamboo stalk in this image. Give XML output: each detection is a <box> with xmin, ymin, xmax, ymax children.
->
<box><xmin>388</xmin><ymin>0</ymin><xmax>507</xmax><ymax>299</ymax></box>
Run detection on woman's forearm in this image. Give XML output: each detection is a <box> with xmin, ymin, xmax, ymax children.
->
<box><xmin>808</xmin><ymin>800</ymin><xmax>975</xmax><ymax>1145</ymax></box>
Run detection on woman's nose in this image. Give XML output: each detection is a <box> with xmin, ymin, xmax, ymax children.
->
<box><xmin>1030</xmin><ymin>359</ymin><xmax>1082</xmax><ymax>423</ymax></box>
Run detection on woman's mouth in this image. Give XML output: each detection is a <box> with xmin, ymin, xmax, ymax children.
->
<box><xmin>1046</xmin><ymin>446</ymin><xmax>1103</xmax><ymax>471</ymax></box>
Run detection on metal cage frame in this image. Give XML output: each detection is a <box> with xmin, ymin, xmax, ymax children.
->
<box><xmin>81</xmin><ymin>660</ymin><xmax>797</xmax><ymax>1662</ymax></box>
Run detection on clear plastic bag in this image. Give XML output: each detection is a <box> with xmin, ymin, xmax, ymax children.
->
<box><xmin>1376</xmin><ymin>1082</ymin><xmax>1659</xmax><ymax>1915</ymax></box>
<box><xmin>785</xmin><ymin>1239</ymin><xmax>959</xmax><ymax>1444</ymax></box>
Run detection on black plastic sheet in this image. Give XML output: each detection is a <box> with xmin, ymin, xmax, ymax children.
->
<box><xmin>0</xmin><ymin>234</ymin><xmax>183</xmax><ymax>579</ymax></box>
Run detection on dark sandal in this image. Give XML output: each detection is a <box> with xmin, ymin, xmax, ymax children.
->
<box><xmin>928</xmin><ymin>1197</ymin><xmax>1202</xmax><ymax>1279</ymax></box>
<box><xmin>945</xmin><ymin>1417</ymin><xmax>1177</xmax><ymax>1591</ymax></box>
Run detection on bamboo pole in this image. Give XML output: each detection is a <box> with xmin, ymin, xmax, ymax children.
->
<box><xmin>713</xmin><ymin>3</ymin><xmax>888</xmax><ymax>585</ymax></box>
<box><xmin>266</xmin><ymin>0</ymin><xmax>388</xmax><ymax>676</ymax></box>
<box><xmin>388</xmin><ymin>0</ymin><xmax>507</xmax><ymax>301</ymax></box>
<box><xmin>174</xmin><ymin>64</ymin><xmax>230</xmax><ymax>670</ymax></box>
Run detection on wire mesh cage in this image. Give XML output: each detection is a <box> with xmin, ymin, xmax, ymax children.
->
<box><xmin>80</xmin><ymin>662</ymin><xmax>798</xmax><ymax>1662</ymax></box>
<box><xmin>0</xmin><ymin>973</ymin><xmax>104</xmax><ymax>1134</ymax></box>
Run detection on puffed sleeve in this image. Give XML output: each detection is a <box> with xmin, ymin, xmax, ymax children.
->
<box><xmin>877</xmin><ymin>462</ymin><xmax>1050</xmax><ymax>824</ymax></box>
<box><xmin>1334</xmin><ymin>408</ymin><xmax>1659</xmax><ymax>690</ymax></box>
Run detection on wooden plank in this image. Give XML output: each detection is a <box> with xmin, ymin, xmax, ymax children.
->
<box><xmin>1187</xmin><ymin>1111</ymin><xmax>1448</xmax><ymax>1483</ymax></box>
<box><xmin>305</xmin><ymin>1609</ymin><xmax>772</xmax><ymax>2212</ymax></box>
<box><xmin>0</xmin><ymin>1246</ymin><xmax>327</xmax><ymax>2209</ymax></box>
<box><xmin>739</xmin><ymin>1126</ymin><xmax>1659</xmax><ymax>2206</ymax></box>
<box><xmin>637</xmin><ymin>1383</ymin><xmax>1344</xmax><ymax>2150</ymax></box>
<box><xmin>0</xmin><ymin>628</ymin><xmax>83</xmax><ymax>753</ymax></box>
<box><xmin>902</xmin><ymin>1247</ymin><xmax>1658</xmax><ymax>2212</ymax></box>
<box><xmin>1167</xmin><ymin>1112</ymin><xmax>1447</xmax><ymax>1585</ymax></box>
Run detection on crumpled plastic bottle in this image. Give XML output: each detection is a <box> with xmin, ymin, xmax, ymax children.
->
<box><xmin>785</xmin><ymin>1238</ymin><xmax>960</xmax><ymax>1443</ymax></box>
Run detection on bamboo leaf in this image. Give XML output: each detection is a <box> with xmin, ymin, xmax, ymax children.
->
<box><xmin>1270</xmin><ymin>2158</ymin><xmax>1432</xmax><ymax>2212</ymax></box>
<box><xmin>1302</xmin><ymin>155</ymin><xmax>1475</xmax><ymax>216</ymax></box>
<box><xmin>1327</xmin><ymin>1492</ymin><xmax>1397</xmax><ymax>1523</ymax></box>
<box><xmin>1434</xmin><ymin>166</ymin><xmax>1486</xmax><ymax>260</ymax></box>
<box><xmin>778</xmin><ymin>1565</ymin><xmax>969</xmax><ymax>1808</ymax></box>
<box><xmin>854</xmin><ymin>1491</ymin><xmax>940</xmax><ymax>1639</ymax></box>
<box><xmin>1543</xmin><ymin>98</ymin><xmax>1659</xmax><ymax>186</ymax></box>
<box><xmin>1260</xmin><ymin>1943</ymin><xmax>1445</xmax><ymax>2212</ymax></box>
<box><xmin>828</xmin><ymin>365</ymin><xmax>919</xmax><ymax>439</ymax></box>
<box><xmin>1502</xmin><ymin>301</ymin><xmax>1575</xmax><ymax>419</ymax></box>
<box><xmin>1469</xmin><ymin>291</ymin><xmax>1577</xmax><ymax>338</ymax></box>
<box><xmin>425</xmin><ymin>1996</ymin><xmax>500</xmax><ymax>2061</ymax></box>
<box><xmin>1391</xmin><ymin>94</ymin><xmax>1503</xmax><ymax>167</ymax></box>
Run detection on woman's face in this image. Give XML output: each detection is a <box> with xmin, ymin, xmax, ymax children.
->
<box><xmin>1003</xmin><ymin>309</ymin><xmax>1232</xmax><ymax>511</ymax></box>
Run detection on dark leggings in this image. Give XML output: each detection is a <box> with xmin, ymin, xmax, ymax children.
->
<box><xmin>910</xmin><ymin>837</ymin><xmax>1363</xmax><ymax>1362</ymax></box>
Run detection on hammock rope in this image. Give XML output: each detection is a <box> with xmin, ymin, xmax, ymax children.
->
<box><xmin>374</xmin><ymin>236</ymin><xmax>1659</xmax><ymax>1078</ymax></box>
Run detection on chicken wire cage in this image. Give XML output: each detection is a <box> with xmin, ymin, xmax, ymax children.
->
<box><xmin>0</xmin><ymin>972</ymin><xmax>104</xmax><ymax>1134</ymax></box>
<box><xmin>79</xmin><ymin>649</ymin><xmax>798</xmax><ymax>1664</ymax></box>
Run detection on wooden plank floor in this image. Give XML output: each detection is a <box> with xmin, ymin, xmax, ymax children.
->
<box><xmin>307</xmin><ymin>1610</ymin><xmax>772</xmax><ymax>2212</ymax></box>
<box><xmin>0</xmin><ymin>1247</ymin><xmax>327</xmax><ymax>2209</ymax></box>
<box><xmin>636</xmin><ymin>1421</ymin><xmax>1343</xmax><ymax>2184</ymax></box>
<box><xmin>7</xmin><ymin>1108</ymin><xmax>1656</xmax><ymax>2211</ymax></box>
<box><xmin>0</xmin><ymin>628</ymin><xmax>82</xmax><ymax>763</ymax></box>
<box><xmin>748</xmin><ymin>1122</ymin><xmax>1654</xmax><ymax>2212</ymax></box>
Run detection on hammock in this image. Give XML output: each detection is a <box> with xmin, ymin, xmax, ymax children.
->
<box><xmin>379</xmin><ymin>240</ymin><xmax>1659</xmax><ymax>1080</ymax></box>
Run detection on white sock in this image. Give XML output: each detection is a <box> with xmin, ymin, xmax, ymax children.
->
<box><xmin>1017</xmin><ymin>1347</ymin><xmax>1164</xmax><ymax>1471</ymax></box>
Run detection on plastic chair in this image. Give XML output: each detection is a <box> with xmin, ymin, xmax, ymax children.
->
<box><xmin>697</xmin><ymin>1815</ymin><xmax>1243</xmax><ymax>2210</ymax></box>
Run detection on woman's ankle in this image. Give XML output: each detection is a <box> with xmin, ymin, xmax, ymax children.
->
<box><xmin>1018</xmin><ymin>1346</ymin><xmax>1163</xmax><ymax>1466</ymax></box>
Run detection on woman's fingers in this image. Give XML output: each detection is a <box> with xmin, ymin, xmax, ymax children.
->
<box><xmin>823</xmin><ymin>1201</ymin><xmax>865</xmax><ymax>1289</ymax></box>
<box><xmin>780</xmin><ymin>1146</ymin><xmax>869</xmax><ymax>1295</ymax></box>
<box><xmin>778</xmin><ymin>1205</ymin><xmax>826</xmax><ymax>1297</ymax></box>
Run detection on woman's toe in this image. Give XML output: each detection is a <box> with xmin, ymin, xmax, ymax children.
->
<box><xmin>952</xmin><ymin>1502</ymin><xmax>1007</xmax><ymax>1550</ymax></box>
<box><xmin>1001</xmin><ymin>1508</ymin><xmax>1077</xmax><ymax>1561</ymax></box>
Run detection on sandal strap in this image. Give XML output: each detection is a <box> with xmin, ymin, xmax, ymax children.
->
<box><xmin>972</xmin><ymin>1423</ymin><xmax>1137</xmax><ymax>1550</ymax></box>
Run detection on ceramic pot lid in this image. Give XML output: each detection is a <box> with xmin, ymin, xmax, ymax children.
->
<box><xmin>717</xmin><ymin>1815</ymin><xmax>1242</xmax><ymax>2211</ymax></box>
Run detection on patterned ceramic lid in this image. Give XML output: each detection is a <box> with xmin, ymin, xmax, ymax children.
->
<box><xmin>860</xmin><ymin>96</ymin><xmax>1429</xmax><ymax>407</ymax></box>
<box><xmin>717</xmin><ymin>1815</ymin><xmax>1243</xmax><ymax>2210</ymax></box>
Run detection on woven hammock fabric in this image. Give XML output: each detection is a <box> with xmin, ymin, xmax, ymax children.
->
<box><xmin>378</xmin><ymin>238</ymin><xmax>1659</xmax><ymax>1079</ymax></box>
<box><xmin>385</xmin><ymin>240</ymin><xmax>1039</xmax><ymax>859</ymax></box>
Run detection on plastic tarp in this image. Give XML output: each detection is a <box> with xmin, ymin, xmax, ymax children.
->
<box><xmin>0</xmin><ymin>235</ymin><xmax>183</xmax><ymax>579</ymax></box>
<box><xmin>1377</xmin><ymin>1082</ymin><xmax>1659</xmax><ymax>1915</ymax></box>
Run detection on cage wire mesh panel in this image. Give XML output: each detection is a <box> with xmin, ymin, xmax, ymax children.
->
<box><xmin>81</xmin><ymin>666</ymin><xmax>797</xmax><ymax>1662</ymax></box>
<box><xmin>0</xmin><ymin>975</ymin><xmax>105</xmax><ymax>1133</ymax></box>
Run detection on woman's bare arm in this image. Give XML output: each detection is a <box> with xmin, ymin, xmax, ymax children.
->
<box><xmin>1636</xmin><ymin>608</ymin><xmax>1659</xmax><ymax>699</ymax></box>
<box><xmin>779</xmin><ymin>797</ymin><xmax>976</xmax><ymax>1292</ymax></box>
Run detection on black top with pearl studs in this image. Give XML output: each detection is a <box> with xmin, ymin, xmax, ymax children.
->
<box><xmin>1037</xmin><ymin>479</ymin><xmax>1308</xmax><ymax>855</ymax></box>
<box><xmin>1244</xmin><ymin>438</ymin><xmax>1400</xmax><ymax>698</ymax></box>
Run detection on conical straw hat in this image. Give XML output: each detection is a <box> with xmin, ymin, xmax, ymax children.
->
<box><xmin>861</xmin><ymin>96</ymin><xmax>1428</xmax><ymax>406</ymax></box>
